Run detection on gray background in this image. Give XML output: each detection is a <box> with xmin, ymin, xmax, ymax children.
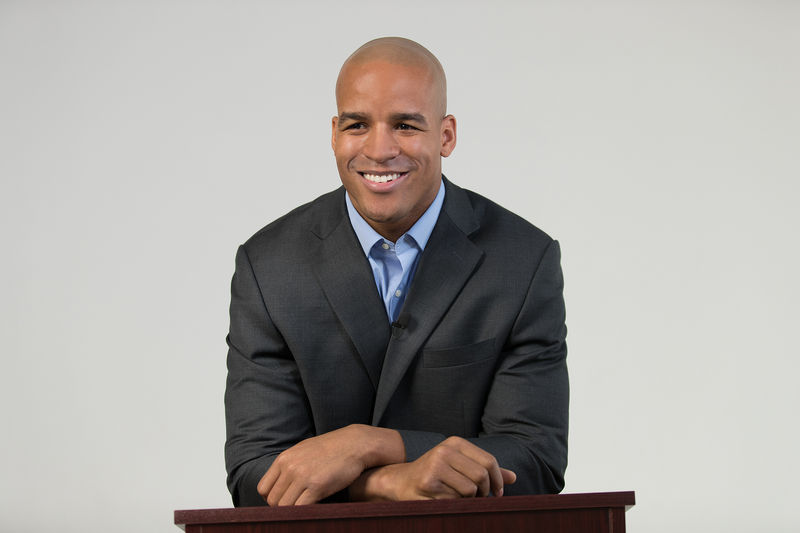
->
<box><xmin>1</xmin><ymin>1</ymin><xmax>798</xmax><ymax>531</ymax></box>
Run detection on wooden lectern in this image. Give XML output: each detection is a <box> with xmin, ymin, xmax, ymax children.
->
<box><xmin>175</xmin><ymin>491</ymin><xmax>635</xmax><ymax>532</ymax></box>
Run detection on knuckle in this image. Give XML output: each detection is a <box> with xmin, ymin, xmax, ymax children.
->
<box><xmin>285</xmin><ymin>461</ymin><xmax>304</xmax><ymax>476</ymax></box>
<box><xmin>443</xmin><ymin>436</ymin><xmax>463</xmax><ymax>447</ymax></box>
<box><xmin>419</xmin><ymin>475</ymin><xmax>440</xmax><ymax>493</ymax></box>
<box><xmin>429</xmin><ymin>446</ymin><xmax>448</xmax><ymax>461</ymax></box>
<box><xmin>306</xmin><ymin>475</ymin><xmax>323</xmax><ymax>492</ymax></box>
<box><xmin>481</xmin><ymin>455</ymin><xmax>499</xmax><ymax>470</ymax></box>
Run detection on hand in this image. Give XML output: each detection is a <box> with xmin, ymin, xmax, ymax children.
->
<box><xmin>258</xmin><ymin>424</ymin><xmax>404</xmax><ymax>506</ymax></box>
<box><xmin>351</xmin><ymin>436</ymin><xmax>516</xmax><ymax>501</ymax></box>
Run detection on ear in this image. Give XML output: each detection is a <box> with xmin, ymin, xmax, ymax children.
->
<box><xmin>440</xmin><ymin>114</ymin><xmax>457</xmax><ymax>157</ymax></box>
<box><xmin>331</xmin><ymin>116</ymin><xmax>338</xmax><ymax>152</ymax></box>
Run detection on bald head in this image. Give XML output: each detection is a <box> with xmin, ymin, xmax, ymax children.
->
<box><xmin>336</xmin><ymin>37</ymin><xmax>447</xmax><ymax>117</ymax></box>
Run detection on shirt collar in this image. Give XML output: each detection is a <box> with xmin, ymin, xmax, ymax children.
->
<box><xmin>345</xmin><ymin>179</ymin><xmax>446</xmax><ymax>256</ymax></box>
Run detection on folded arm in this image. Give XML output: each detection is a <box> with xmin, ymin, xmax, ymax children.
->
<box><xmin>225</xmin><ymin>237</ymin><xmax>567</xmax><ymax>505</ymax></box>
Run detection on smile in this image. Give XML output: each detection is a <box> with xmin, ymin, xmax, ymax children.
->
<box><xmin>361</xmin><ymin>172</ymin><xmax>406</xmax><ymax>184</ymax></box>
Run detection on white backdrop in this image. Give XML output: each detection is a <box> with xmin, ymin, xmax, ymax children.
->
<box><xmin>1</xmin><ymin>1</ymin><xmax>798</xmax><ymax>531</ymax></box>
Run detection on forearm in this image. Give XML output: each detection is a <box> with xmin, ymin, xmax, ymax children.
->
<box><xmin>383</xmin><ymin>354</ymin><xmax>568</xmax><ymax>496</ymax></box>
<box><xmin>230</xmin><ymin>425</ymin><xmax>404</xmax><ymax>506</ymax></box>
<box><xmin>345</xmin><ymin>428</ymin><xmax>445</xmax><ymax>502</ymax></box>
<box><xmin>396</xmin><ymin>429</ymin><xmax>445</xmax><ymax>461</ymax></box>
<box><xmin>350</xmin><ymin>436</ymin><xmax>518</xmax><ymax>502</ymax></box>
<box><xmin>466</xmin><ymin>434</ymin><xmax>566</xmax><ymax>494</ymax></box>
<box><xmin>228</xmin><ymin>454</ymin><xmax>278</xmax><ymax>507</ymax></box>
<box><xmin>255</xmin><ymin>424</ymin><xmax>406</xmax><ymax>506</ymax></box>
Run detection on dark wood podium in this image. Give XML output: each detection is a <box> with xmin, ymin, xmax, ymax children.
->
<box><xmin>175</xmin><ymin>491</ymin><xmax>635</xmax><ymax>532</ymax></box>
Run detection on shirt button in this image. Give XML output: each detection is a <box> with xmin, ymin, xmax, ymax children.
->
<box><xmin>382</xmin><ymin>243</ymin><xmax>390</xmax><ymax>250</ymax></box>
<box><xmin>394</xmin><ymin>290</ymin><xmax>402</xmax><ymax>297</ymax></box>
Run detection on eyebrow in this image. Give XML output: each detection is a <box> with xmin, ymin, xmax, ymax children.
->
<box><xmin>338</xmin><ymin>112</ymin><xmax>368</xmax><ymax>122</ymax></box>
<box><xmin>391</xmin><ymin>113</ymin><xmax>428</xmax><ymax>126</ymax></box>
<box><xmin>337</xmin><ymin>111</ymin><xmax>429</xmax><ymax>127</ymax></box>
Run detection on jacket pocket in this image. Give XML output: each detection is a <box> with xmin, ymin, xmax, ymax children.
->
<box><xmin>422</xmin><ymin>338</ymin><xmax>496</xmax><ymax>368</ymax></box>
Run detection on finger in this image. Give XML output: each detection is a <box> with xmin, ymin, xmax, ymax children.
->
<box><xmin>445</xmin><ymin>453</ymin><xmax>492</xmax><ymax>497</ymax></box>
<box><xmin>451</xmin><ymin>442</ymin><xmax>504</xmax><ymax>497</ymax></box>
<box><xmin>266</xmin><ymin>472</ymin><xmax>294</xmax><ymax>506</ymax></box>
<box><xmin>436</xmin><ymin>461</ymin><xmax>486</xmax><ymax>498</ymax></box>
<box><xmin>426</xmin><ymin>473</ymin><xmax>464</xmax><ymax>500</ymax></box>
<box><xmin>411</xmin><ymin>459</ymin><xmax>463</xmax><ymax>499</ymax></box>
<box><xmin>257</xmin><ymin>465</ymin><xmax>281</xmax><ymax>501</ymax></box>
<box><xmin>294</xmin><ymin>488</ymin><xmax>320</xmax><ymax>506</ymax></box>
<box><xmin>277</xmin><ymin>478</ymin><xmax>308</xmax><ymax>506</ymax></box>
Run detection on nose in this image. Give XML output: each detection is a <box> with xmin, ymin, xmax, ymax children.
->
<box><xmin>363</xmin><ymin>124</ymin><xmax>400</xmax><ymax>163</ymax></box>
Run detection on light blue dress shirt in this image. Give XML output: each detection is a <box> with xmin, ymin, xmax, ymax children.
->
<box><xmin>345</xmin><ymin>181</ymin><xmax>445</xmax><ymax>323</ymax></box>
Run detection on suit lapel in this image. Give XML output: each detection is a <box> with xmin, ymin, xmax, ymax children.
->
<box><xmin>372</xmin><ymin>180</ymin><xmax>484</xmax><ymax>425</ymax></box>
<box><xmin>311</xmin><ymin>191</ymin><xmax>390</xmax><ymax>389</ymax></box>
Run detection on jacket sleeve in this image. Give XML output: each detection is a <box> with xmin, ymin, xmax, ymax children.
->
<box><xmin>224</xmin><ymin>245</ymin><xmax>314</xmax><ymax>506</ymax></box>
<box><xmin>399</xmin><ymin>239</ymin><xmax>569</xmax><ymax>494</ymax></box>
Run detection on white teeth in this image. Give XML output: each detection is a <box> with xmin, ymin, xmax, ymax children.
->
<box><xmin>363</xmin><ymin>173</ymin><xmax>401</xmax><ymax>183</ymax></box>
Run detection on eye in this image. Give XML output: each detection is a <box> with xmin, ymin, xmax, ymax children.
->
<box><xmin>344</xmin><ymin>122</ymin><xmax>366</xmax><ymax>131</ymax></box>
<box><xmin>396</xmin><ymin>123</ymin><xmax>418</xmax><ymax>131</ymax></box>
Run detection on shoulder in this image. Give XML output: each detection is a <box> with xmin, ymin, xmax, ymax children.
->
<box><xmin>444</xmin><ymin>179</ymin><xmax>555</xmax><ymax>256</ymax></box>
<box><xmin>241</xmin><ymin>187</ymin><xmax>346</xmax><ymax>254</ymax></box>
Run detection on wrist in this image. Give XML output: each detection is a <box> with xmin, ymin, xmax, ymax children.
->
<box><xmin>349</xmin><ymin>424</ymin><xmax>405</xmax><ymax>468</ymax></box>
<box><xmin>349</xmin><ymin>465</ymin><xmax>400</xmax><ymax>502</ymax></box>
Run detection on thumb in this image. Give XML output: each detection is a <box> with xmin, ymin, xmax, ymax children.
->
<box><xmin>500</xmin><ymin>467</ymin><xmax>517</xmax><ymax>485</ymax></box>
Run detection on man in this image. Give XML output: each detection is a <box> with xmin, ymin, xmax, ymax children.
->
<box><xmin>225</xmin><ymin>37</ymin><xmax>568</xmax><ymax>507</ymax></box>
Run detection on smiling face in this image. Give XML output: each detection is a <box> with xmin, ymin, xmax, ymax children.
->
<box><xmin>332</xmin><ymin>58</ymin><xmax>456</xmax><ymax>242</ymax></box>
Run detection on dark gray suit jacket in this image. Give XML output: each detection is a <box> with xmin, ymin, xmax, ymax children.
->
<box><xmin>224</xmin><ymin>178</ymin><xmax>568</xmax><ymax>506</ymax></box>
